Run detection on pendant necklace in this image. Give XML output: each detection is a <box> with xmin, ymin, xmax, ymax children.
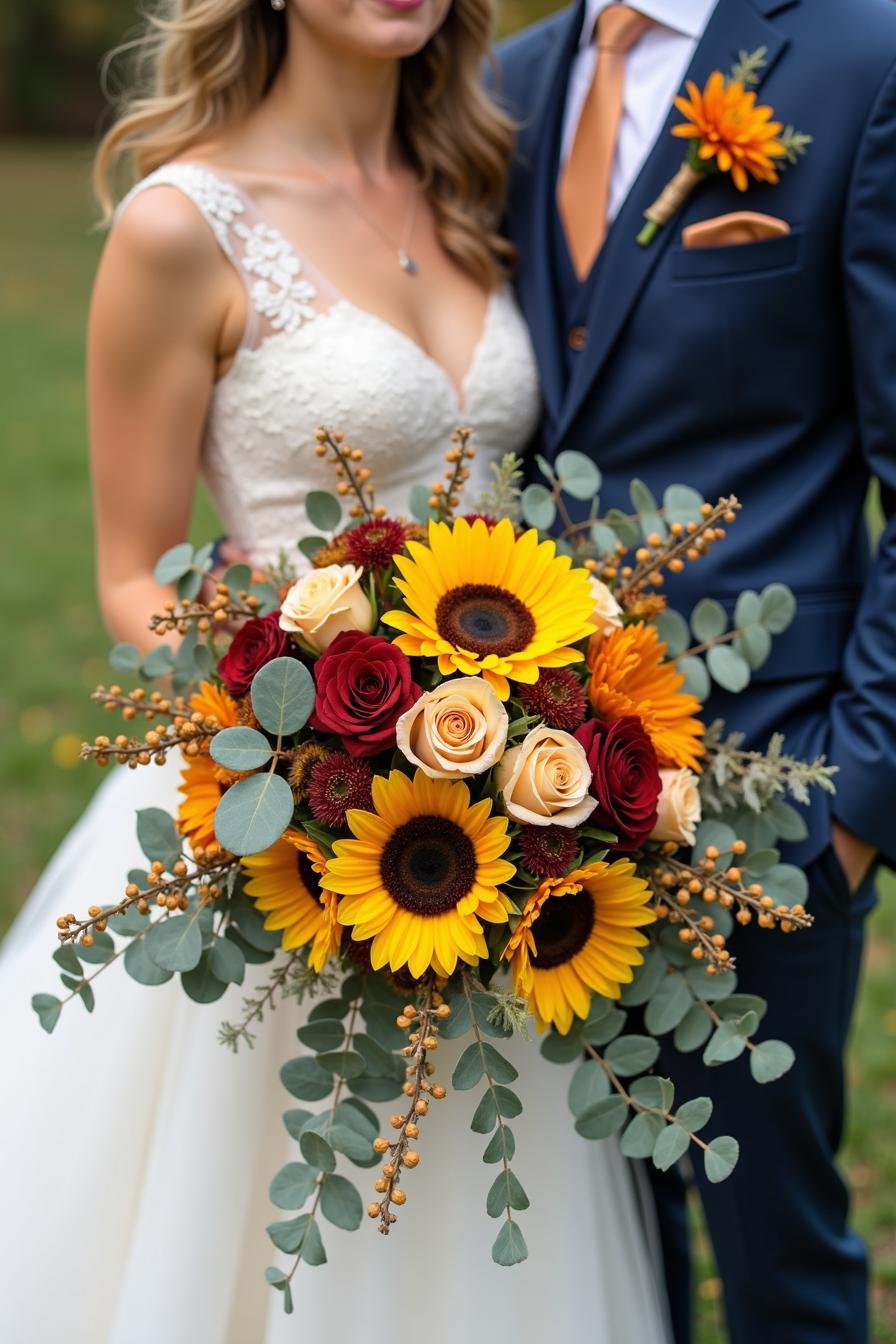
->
<box><xmin>307</xmin><ymin>163</ymin><xmax>422</xmax><ymax>276</ymax></box>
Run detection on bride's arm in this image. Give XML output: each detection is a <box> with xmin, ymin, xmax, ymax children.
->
<box><xmin>87</xmin><ymin>188</ymin><xmax>236</xmax><ymax>652</ymax></box>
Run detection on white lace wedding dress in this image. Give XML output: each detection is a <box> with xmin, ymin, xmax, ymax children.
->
<box><xmin>0</xmin><ymin>164</ymin><xmax>671</xmax><ymax>1344</ymax></box>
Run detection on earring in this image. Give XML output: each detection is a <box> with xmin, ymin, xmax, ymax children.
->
<box><xmin>271</xmin><ymin>0</ymin><xmax>286</xmax><ymax>10</ymax></box>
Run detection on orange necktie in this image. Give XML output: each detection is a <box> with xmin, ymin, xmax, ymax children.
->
<box><xmin>558</xmin><ymin>4</ymin><xmax>654</xmax><ymax>278</ymax></box>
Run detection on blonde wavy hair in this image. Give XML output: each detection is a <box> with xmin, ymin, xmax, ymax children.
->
<box><xmin>94</xmin><ymin>0</ymin><xmax>515</xmax><ymax>287</ymax></box>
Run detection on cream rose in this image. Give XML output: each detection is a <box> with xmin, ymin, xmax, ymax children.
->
<box><xmin>588</xmin><ymin>575</ymin><xmax>623</xmax><ymax>641</ymax></box>
<box><xmin>279</xmin><ymin>563</ymin><xmax>374</xmax><ymax>653</ymax></box>
<box><xmin>496</xmin><ymin>726</ymin><xmax>597</xmax><ymax>828</ymax></box>
<box><xmin>396</xmin><ymin>677</ymin><xmax>509</xmax><ymax>780</ymax></box>
<box><xmin>650</xmin><ymin>767</ymin><xmax>702</xmax><ymax>846</ymax></box>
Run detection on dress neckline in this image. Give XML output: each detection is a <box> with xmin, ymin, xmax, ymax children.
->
<box><xmin>174</xmin><ymin>160</ymin><xmax>499</xmax><ymax>412</ymax></box>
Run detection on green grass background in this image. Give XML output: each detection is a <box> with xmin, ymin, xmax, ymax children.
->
<box><xmin>1</xmin><ymin>121</ymin><xmax>894</xmax><ymax>1344</ymax></box>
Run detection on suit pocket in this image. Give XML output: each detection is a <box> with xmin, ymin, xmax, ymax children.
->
<box><xmin>670</xmin><ymin>228</ymin><xmax>803</xmax><ymax>281</ymax></box>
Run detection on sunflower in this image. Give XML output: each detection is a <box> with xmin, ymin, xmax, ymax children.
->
<box><xmin>381</xmin><ymin>517</ymin><xmax>596</xmax><ymax>700</ymax></box>
<box><xmin>672</xmin><ymin>72</ymin><xmax>785</xmax><ymax>192</ymax></box>
<box><xmin>588</xmin><ymin>623</ymin><xmax>704</xmax><ymax>772</ymax></box>
<box><xmin>242</xmin><ymin>829</ymin><xmax>340</xmax><ymax>970</ymax></box>
<box><xmin>322</xmin><ymin>768</ymin><xmax>516</xmax><ymax>979</ymax></box>
<box><xmin>505</xmin><ymin>860</ymin><xmax>655</xmax><ymax>1034</ymax></box>
<box><xmin>177</xmin><ymin>681</ymin><xmax>240</xmax><ymax>851</ymax></box>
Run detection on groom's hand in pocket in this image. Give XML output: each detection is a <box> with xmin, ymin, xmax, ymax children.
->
<box><xmin>831</xmin><ymin>820</ymin><xmax>877</xmax><ymax>894</ymax></box>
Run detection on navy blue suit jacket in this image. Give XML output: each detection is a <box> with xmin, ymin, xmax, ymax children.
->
<box><xmin>497</xmin><ymin>0</ymin><xmax>896</xmax><ymax>870</ymax></box>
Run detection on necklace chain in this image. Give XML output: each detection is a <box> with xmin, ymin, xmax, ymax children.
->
<box><xmin>299</xmin><ymin>159</ymin><xmax>421</xmax><ymax>276</ymax></box>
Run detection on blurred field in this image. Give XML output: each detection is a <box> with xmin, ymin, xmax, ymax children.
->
<box><xmin>1</xmin><ymin>118</ymin><xmax>894</xmax><ymax>1344</ymax></box>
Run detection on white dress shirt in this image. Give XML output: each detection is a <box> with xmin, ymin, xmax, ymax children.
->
<box><xmin>561</xmin><ymin>0</ymin><xmax>718</xmax><ymax>223</ymax></box>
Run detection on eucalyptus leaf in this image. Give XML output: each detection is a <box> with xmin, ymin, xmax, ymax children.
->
<box><xmin>540</xmin><ymin>1029</ymin><xmax>585</xmax><ymax>1064</ymax></box>
<box><xmin>452</xmin><ymin>1042</ymin><xmax>485</xmax><ymax>1091</ymax></box>
<box><xmin>492</xmin><ymin>1221</ymin><xmax>529</xmax><ymax>1267</ymax></box>
<box><xmin>493</xmin><ymin>1086</ymin><xmax>523</xmax><ymax>1119</ymax></box>
<box><xmin>483</xmin><ymin>1125</ymin><xmax>516</xmax><ymax>1165</ymax></box>
<box><xmin>703</xmin><ymin>1021</ymin><xmax>748</xmax><ymax>1067</ymax></box>
<box><xmin>555</xmin><ymin>450</ymin><xmax>601</xmax><ymax>500</ymax></box>
<box><xmin>124</xmin><ymin>935</ymin><xmax>174</xmax><ymax>986</ymax></box>
<box><xmin>652</xmin><ymin>1122</ymin><xmax>690</xmax><ymax>1171</ymax></box>
<box><xmin>761</xmin><ymin>863</ymin><xmax>809</xmax><ymax>907</ymax></box>
<box><xmin>575</xmin><ymin>1096</ymin><xmax>629</xmax><ymax>1140</ymax></box>
<box><xmin>181</xmin><ymin>950</ymin><xmax>228</xmax><ymax>1003</ymax></box>
<box><xmin>347</xmin><ymin>1075</ymin><xmax>404</xmax><ymax>1103</ymax></box>
<box><xmin>136</xmin><ymin>808</ymin><xmax>182</xmax><ymax>871</ymax></box>
<box><xmin>154</xmin><ymin>541</ymin><xmax>194</xmax><ymax>584</ymax></box>
<box><xmin>53</xmin><ymin>944</ymin><xmax>83</xmax><ymax>976</ymax></box>
<box><xmin>707</xmin><ymin>644</ymin><xmax>751</xmax><ymax>693</ymax></box>
<box><xmin>620</xmin><ymin>948</ymin><xmax>667</xmax><ymax>1007</ymax></box>
<box><xmin>622</xmin><ymin>1112</ymin><xmax>666</xmax><ymax>1159</ymax></box>
<box><xmin>210</xmin><ymin>727</ymin><xmax>273</xmax><ymax>772</ymax></box>
<box><xmin>673</xmin><ymin>1004</ymin><xmax>713</xmax><ymax>1052</ymax></box>
<box><xmin>250</xmin><ymin>657</ymin><xmax>316</xmax><ymax>738</ymax></box>
<box><xmin>693</xmin><ymin>820</ymin><xmax>737</xmax><ymax>863</ymax></box>
<box><xmin>176</xmin><ymin>568</ymin><xmax>203</xmax><ymax>602</ymax></box>
<box><xmin>408</xmin><ymin>483</ymin><xmax>438</xmax><ymax>524</ymax></box>
<box><xmin>704</xmin><ymin>1135</ymin><xmax>740</xmax><ymax>1183</ymax></box>
<box><xmin>630</xmin><ymin>1076</ymin><xmax>674</xmax><ymax>1112</ymax></box>
<box><xmin>296</xmin><ymin>1020</ymin><xmax>346</xmax><ymax>1052</ymax></box>
<box><xmin>305</xmin><ymin>490</ymin><xmax>343</xmax><ymax>533</ymax></box>
<box><xmin>750</xmin><ymin>1039</ymin><xmax>795</xmax><ymax>1083</ymax></box>
<box><xmin>214</xmin><ymin>771</ymin><xmax>294</xmax><ymax>856</ymax></box>
<box><xmin>270</xmin><ymin>1162</ymin><xmax>318</xmax><ymax>1210</ymax></box>
<box><xmin>316</xmin><ymin>1049</ymin><xmax>366</xmax><ymax>1080</ymax></box>
<box><xmin>604</xmin><ymin>508</ymin><xmax>641</xmax><ymax>550</ymax></box>
<box><xmin>354</xmin><ymin>1033</ymin><xmax>405</xmax><ymax>1081</ymax></box>
<box><xmin>591</xmin><ymin>523</ymin><xmax>621</xmax><ymax>556</ymax></box>
<box><xmin>142</xmin><ymin>645</ymin><xmax>175</xmax><ymax>680</ymax></box>
<box><xmin>736</xmin><ymin>623</ymin><xmax>772</xmax><ymax>670</ymax></box>
<box><xmin>267</xmin><ymin>1213</ymin><xmax>327</xmax><ymax>1264</ymax></box>
<box><xmin>585</xmin><ymin>1007</ymin><xmax>627</xmax><ymax>1046</ymax></box>
<box><xmin>686</xmin><ymin>963</ymin><xmax>738</xmax><ymax>1001</ymax></box>
<box><xmin>320</xmin><ymin>1174</ymin><xmax>363</xmax><ymax>1231</ymax></box>
<box><xmin>675</xmin><ymin>1097</ymin><xmax>713</xmax><ymax>1132</ymax></box>
<box><xmin>209</xmin><ymin>936</ymin><xmax>245</xmax><ymax>986</ymax></box>
<box><xmin>767</xmin><ymin>800</ymin><xmax>809</xmax><ymax>843</ymax></box>
<box><xmin>653</xmin><ymin>610</ymin><xmax>690</xmax><ymax>658</ymax></box>
<box><xmin>32</xmin><ymin>993</ymin><xmax>62</xmax><ymax>1034</ymax></box>
<box><xmin>298</xmin><ymin>537</ymin><xmax>329</xmax><ymax>562</ymax></box>
<box><xmin>604</xmin><ymin>1034</ymin><xmax>660</xmax><ymax>1077</ymax></box>
<box><xmin>486</xmin><ymin>1168</ymin><xmax>530</xmax><ymax>1217</ymax></box>
<box><xmin>568</xmin><ymin>1060</ymin><xmax>611</xmax><ymax>1117</ymax></box>
<box><xmin>759</xmin><ymin>583</ymin><xmax>796</xmax><ymax>634</ymax></box>
<box><xmin>677</xmin><ymin>655</ymin><xmax>711</xmax><ymax>701</ymax></box>
<box><xmin>145</xmin><ymin>915</ymin><xmax>203</xmax><ymax>973</ymax></box>
<box><xmin>520</xmin><ymin>483</ymin><xmax>556</xmax><ymax>531</ymax></box>
<box><xmin>221</xmin><ymin>563</ymin><xmax>252</xmax><ymax>593</ymax></box>
<box><xmin>733</xmin><ymin>590</ymin><xmax>762</xmax><ymax>628</ymax></box>
<box><xmin>713</xmin><ymin>993</ymin><xmax>767</xmax><ymax>1023</ymax></box>
<box><xmin>300</xmin><ymin>1130</ymin><xmax>337</xmax><ymax>1174</ymax></box>
<box><xmin>691</xmin><ymin>598</ymin><xmax>727</xmax><ymax>644</ymax></box>
<box><xmin>109</xmin><ymin>642</ymin><xmax>142</xmax><ymax>674</ymax></box>
<box><xmin>663</xmin><ymin>484</ymin><xmax>705</xmax><ymax>526</ymax></box>
<box><xmin>283</xmin><ymin>1109</ymin><xmax>314</xmax><ymax>1140</ymax></box>
<box><xmin>644</xmin><ymin>974</ymin><xmax>693</xmax><ymax>1036</ymax></box>
<box><xmin>470</xmin><ymin>1090</ymin><xmax>498</xmax><ymax>1133</ymax></box>
<box><xmin>281</xmin><ymin>1056</ymin><xmax>334</xmax><ymax>1102</ymax></box>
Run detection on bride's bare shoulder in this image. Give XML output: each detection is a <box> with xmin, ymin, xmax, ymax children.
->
<box><xmin>107</xmin><ymin>183</ymin><xmax>224</xmax><ymax>280</ymax></box>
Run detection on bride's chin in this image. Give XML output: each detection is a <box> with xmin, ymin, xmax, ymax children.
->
<box><xmin>348</xmin><ymin>0</ymin><xmax>448</xmax><ymax>57</ymax></box>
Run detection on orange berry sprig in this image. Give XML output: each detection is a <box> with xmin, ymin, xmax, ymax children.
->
<box><xmin>55</xmin><ymin>848</ymin><xmax>233</xmax><ymax>949</ymax></box>
<box><xmin>315</xmin><ymin>426</ymin><xmax>379</xmax><ymax>523</ymax></box>
<box><xmin>82</xmin><ymin>699</ymin><xmax>224</xmax><ymax>769</ymax></box>
<box><xmin>615</xmin><ymin>496</ymin><xmax>740</xmax><ymax>606</ymax></box>
<box><xmin>428</xmin><ymin>427</ymin><xmax>476</xmax><ymax>519</ymax></box>
<box><xmin>368</xmin><ymin>981</ymin><xmax>450</xmax><ymax>1233</ymax></box>
<box><xmin>149</xmin><ymin>583</ymin><xmax>261</xmax><ymax>640</ymax></box>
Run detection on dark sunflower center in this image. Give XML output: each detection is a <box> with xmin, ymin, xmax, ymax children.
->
<box><xmin>380</xmin><ymin>815</ymin><xmax>477</xmax><ymax>916</ymax></box>
<box><xmin>531</xmin><ymin>889</ymin><xmax>595</xmax><ymax>969</ymax></box>
<box><xmin>296</xmin><ymin>851</ymin><xmax>323</xmax><ymax>901</ymax></box>
<box><xmin>435</xmin><ymin>584</ymin><xmax>535</xmax><ymax>658</ymax></box>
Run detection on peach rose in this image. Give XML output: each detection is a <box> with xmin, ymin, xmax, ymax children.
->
<box><xmin>649</xmin><ymin>767</ymin><xmax>702</xmax><ymax>846</ymax></box>
<box><xmin>588</xmin><ymin>576</ymin><xmax>624</xmax><ymax>641</ymax></box>
<box><xmin>496</xmin><ymin>726</ymin><xmax>597</xmax><ymax>828</ymax></box>
<box><xmin>279</xmin><ymin>564</ymin><xmax>374</xmax><ymax>653</ymax></box>
<box><xmin>395</xmin><ymin>677</ymin><xmax>509</xmax><ymax>780</ymax></box>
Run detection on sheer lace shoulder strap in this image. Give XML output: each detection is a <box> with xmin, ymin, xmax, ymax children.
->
<box><xmin>116</xmin><ymin>162</ymin><xmax>324</xmax><ymax>348</ymax></box>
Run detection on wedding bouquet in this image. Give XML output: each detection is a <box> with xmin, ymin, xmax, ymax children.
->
<box><xmin>37</xmin><ymin>429</ymin><xmax>835</xmax><ymax>1307</ymax></box>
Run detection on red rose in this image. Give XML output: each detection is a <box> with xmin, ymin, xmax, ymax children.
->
<box><xmin>310</xmin><ymin>631</ymin><xmax>422</xmax><ymax>759</ymax></box>
<box><xmin>217</xmin><ymin>612</ymin><xmax>295</xmax><ymax>697</ymax></box>
<box><xmin>574</xmin><ymin>715</ymin><xmax>661</xmax><ymax>851</ymax></box>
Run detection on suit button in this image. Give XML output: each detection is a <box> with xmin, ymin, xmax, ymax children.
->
<box><xmin>568</xmin><ymin>325</ymin><xmax>588</xmax><ymax>352</ymax></box>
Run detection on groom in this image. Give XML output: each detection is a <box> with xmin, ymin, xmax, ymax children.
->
<box><xmin>497</xmin><ymin>0</ymin><xmax>896</xmax><ymax>1340</ymax></box>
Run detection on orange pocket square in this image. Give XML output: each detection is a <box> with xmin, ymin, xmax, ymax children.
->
<box><xmin>682</xmin><ymin>212</ymin><xmax>791</xmax><ymax>249</ymax></box>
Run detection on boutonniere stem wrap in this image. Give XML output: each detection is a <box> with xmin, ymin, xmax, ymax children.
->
<box><xmin>637</xmin><ymin>51</ymin><xmax>811</xmax><ymax>246</ymax></box>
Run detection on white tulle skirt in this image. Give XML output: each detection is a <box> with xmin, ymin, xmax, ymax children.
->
<box><xmin>0</xmin><ymin>761</ymin><xmax>672</xmax><ymax>1344</ymax></box>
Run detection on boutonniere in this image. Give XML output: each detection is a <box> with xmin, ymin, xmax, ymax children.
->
<box><xmin>637</xmin><ymin>48</ymin><xmax>811</xmax><ymax>246</ymax></box>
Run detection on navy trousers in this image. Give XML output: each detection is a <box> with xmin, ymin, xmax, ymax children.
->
<box><xmin>651</xmin><ymin>847</ymin><xmax>877</xmax><ymax>1344</ymax></box>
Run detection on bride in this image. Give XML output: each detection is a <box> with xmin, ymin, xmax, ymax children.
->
<box><xmin>0</xmin><ymin>2</ymin><xmax>671</xmax><ymax>1341</ymax></box>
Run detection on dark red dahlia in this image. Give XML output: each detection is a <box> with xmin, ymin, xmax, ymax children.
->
<box><xmin>461</xmin><ymin>513</ymin><xmax>499</xmax><ymax>530</ymax></box>
<box><xmin>519</xmin><ymin>668</ymin><xmax>588</xmax><ymax>732</ymax></box>
<box><xmin>308</xmin><ymin>752</ymin><xmax>374</xmax><ymax>829</ymax></box>
<box><xmin>518</xmin><ymin>824</ymin><xmax>581</xmax><ymax>878</ymax></box>
<box><xmin>344</xmin><ymin>517</ymin><xmax>408</xmax><ymax>568</ymax></box>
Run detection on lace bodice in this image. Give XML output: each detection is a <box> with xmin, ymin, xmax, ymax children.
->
<box><xmin>117</xmin><ymin>164</ymin><xmax>542</xmax><ymax>569</ymax></box>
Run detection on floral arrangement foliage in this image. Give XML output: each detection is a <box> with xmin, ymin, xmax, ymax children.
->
<box><xmin>36</xmin><ymin>428</ymin><xmax>835</xmax><ymax>1308</ymax></box>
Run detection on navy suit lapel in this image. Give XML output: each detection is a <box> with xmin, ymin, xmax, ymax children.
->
<box><xmin>509</xmin><ymin>3</ymin><xmax>585</xmax><ymax>424</ymax></box>
<box><xmin>552</xmin><ymin>0</ymin><xmax>794</xmax><ymax>448</ymax></box>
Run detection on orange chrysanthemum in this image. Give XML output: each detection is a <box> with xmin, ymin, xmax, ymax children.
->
<box><xmin>504</xmin><ymin>860</ymin><xmax>655</xmax><ymax>1033</ymax></box>
<box><xmin>672</xmin><ymin>72</ymin><xmax>785</xmax><ymax>191</ymax></box>
<box><xmin>588</xmin><ymin>623</ymin><xmax>704</xmax><ymax>772</ymax></box>
<box><xmin>177</xmin><ymin>681</ymin><xmax>240</xmax><ymax>852</ymax></box>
